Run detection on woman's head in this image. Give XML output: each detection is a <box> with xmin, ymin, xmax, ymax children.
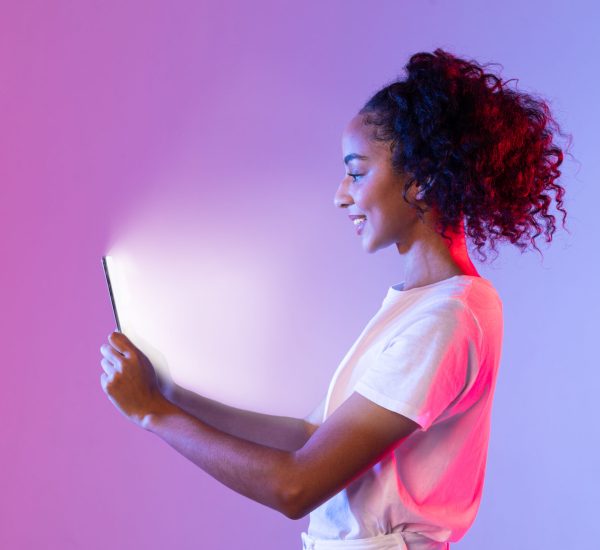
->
<box><xmin>336</xmin><ymin>113</ymin><xmax>430</xmax><ymax>254</ymax></box>
<box><xmin>341</xmin><ymin>48</ymin><xmax>568</xmax><ymax>261</ymax></box>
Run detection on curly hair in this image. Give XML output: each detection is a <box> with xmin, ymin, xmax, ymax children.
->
<box><xmin>359</xmin><ymin>48</ymin><xmax>568</xmax><ymax>261</ymax></box>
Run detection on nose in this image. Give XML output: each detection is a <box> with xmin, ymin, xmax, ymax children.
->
<box><xmin>333</xmin><ymin>179</ymin><xmax>353</xmax><ymax>209</ymax></box>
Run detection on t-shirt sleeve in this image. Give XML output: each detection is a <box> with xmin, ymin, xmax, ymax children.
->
<box><xmin>353</xmin><ymin>299</ymin><xmax>480</xmax><ymax>431</ymax></box>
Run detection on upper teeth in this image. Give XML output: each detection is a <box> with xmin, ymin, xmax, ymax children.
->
<box><xmin>353</xmin><ymin>217</ymin><xmax>366</xmax><ymax>226</ymax></box>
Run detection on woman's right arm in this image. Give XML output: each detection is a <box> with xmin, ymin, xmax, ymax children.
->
<box><xmin>162</xmin><ymin>383</ymin><xmax>326</xmax><ymax>452</ymax></box>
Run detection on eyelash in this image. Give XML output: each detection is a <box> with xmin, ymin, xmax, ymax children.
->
<box><xmin>347</xmin><ymin>173</ymin><xmax>363</xmax><ymax>182</ymax></box>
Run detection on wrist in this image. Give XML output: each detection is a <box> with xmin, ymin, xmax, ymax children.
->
<box><xmin>159</xmin><ymin>382</ymin><xmax>175</xmax><ymax>402</ymax></box>
<box><xmin>142</xmin><ymin>397</ymin><xmax>181</xmax><ymax>432</ymax></box>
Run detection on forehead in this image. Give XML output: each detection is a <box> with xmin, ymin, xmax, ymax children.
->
<box><xmin>341</xmin><ymin>114</ymin><xmax>384</xmax><ymax>159</ymax></box>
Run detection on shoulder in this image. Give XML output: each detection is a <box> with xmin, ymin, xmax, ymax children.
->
<box><xmin>419</xmin><ymin>277</ymin><xmax>502</xmax><ymax>324</ymax></box>
<box><xmin>409</xmin><ymin>293</ymin><xmax>475</xmax><ymax>326</ymax></box>
<box><xmin>394</xmin><ymin>290</ymin><xmax>483</xmax><ymax>349</ymax></box>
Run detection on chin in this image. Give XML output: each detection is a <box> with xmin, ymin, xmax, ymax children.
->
<box><xmin>362</xmin><ymin>239</ymin><xmax>382</xmax><ymax>254</ymax></box>
<box><xmin>360</xmin><ymin>228</ymin><xmax>390</xmax><ymax>254</ymax></box>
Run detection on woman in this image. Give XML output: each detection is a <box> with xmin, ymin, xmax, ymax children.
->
<box><xmin>100</xmin><ymin>49</ymin><xmax>567</xmax><ymax>550</ymax></box>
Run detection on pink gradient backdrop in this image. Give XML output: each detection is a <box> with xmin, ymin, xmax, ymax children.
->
<box><xmin>1</xmin><ymin>1</ymin><xmax>597</xmax><ymax>548</ymax></box>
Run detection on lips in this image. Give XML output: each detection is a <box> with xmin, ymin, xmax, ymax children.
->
<box><xmin>349</xmin><ymin>215</ymin><xmax>367</xmax><ymax>235</ymax></box>
<box><xmin>349</xmin><ymin>214</ymin><xmax>367</xmax><ymax>225</ymax></box>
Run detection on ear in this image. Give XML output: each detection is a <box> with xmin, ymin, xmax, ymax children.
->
<box><xmin>415</xmin><ymin>175</ymin><xmax>435</xmax><ymax>201</ymax></box>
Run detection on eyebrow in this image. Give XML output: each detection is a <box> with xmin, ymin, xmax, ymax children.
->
<box><xmin>344</xmin><ymin>153</ymin><xmax>369</xmax><ymax>165</ymax></box>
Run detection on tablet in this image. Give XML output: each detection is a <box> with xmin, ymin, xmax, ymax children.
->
<box><xmin>102</xmin><ymin>255</ymin><xmax>122</xmax><ymax>332</ymax></box>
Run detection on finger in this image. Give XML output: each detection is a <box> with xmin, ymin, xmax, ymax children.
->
<box><xmin>100</xmin><ymin>371</ymin><xmax>108</xmax><ymax>391</ymax></box>
<box><xmin>108</xmin><ymin>331</ymin><xmax>132</xmax><ymax>356</ymax></box>
<box><xmin>100</xmin><ymin>357</ymin><xmax>116</xmax><ymax>376</ymax></box>
<box><xmin>100</xmin><ymin>343</ymin><xmax>125</xmax><ymax>364</ymax></box>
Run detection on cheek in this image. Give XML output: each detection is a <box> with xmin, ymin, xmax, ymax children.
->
<box><xmin>356</xmin><ymin>188</ymin><xmax>381</xmax><ymax>213</ymax></box>
<box><xmin>380</xmin><ymin>202</ymin><xmax>412</xmax><ymax>231</ymax></box>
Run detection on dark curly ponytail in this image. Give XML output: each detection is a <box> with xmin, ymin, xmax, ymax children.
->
<box><xmin>359</xmin><ymin>48</ymin><xmax>569</xmax><ymax>261</ymax></box>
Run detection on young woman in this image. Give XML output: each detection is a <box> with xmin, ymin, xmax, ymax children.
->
<box><xmin>100</xmin><ymin>49</ymin><xmax>567</xmax><ymax>550</ymax></box>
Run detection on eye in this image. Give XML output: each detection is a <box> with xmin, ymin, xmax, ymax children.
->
<box><xmin>347</xmin><ymin>173</ymin><xmax>363</xmax><ymax>182</ymax></box>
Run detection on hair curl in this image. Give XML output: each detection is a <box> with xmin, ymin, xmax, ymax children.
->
<box><xmin>359</xmin><ymin>48</ymin><xmax>569</xmax><ymax>261</ymax></box>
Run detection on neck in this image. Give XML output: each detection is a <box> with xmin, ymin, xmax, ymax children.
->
<box><xmin>396</xmin><ymin>217</ymin><xmax>479</xmax><ymax>291</ymax></box>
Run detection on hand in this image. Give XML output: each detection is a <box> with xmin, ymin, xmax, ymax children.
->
<box><xmin>151</xmin><ymin>354</ymin><xmax>176</xmax><ymax>399</ymax></box>
<box><xmin>99</xmin><ymin>331</ymin><xmax>171</xmax><ymax>428</ymax></box>
<box><xmin>155</xmin><ymin>369</ymin><xmax>177</xmax><ymax>401</ymax></box>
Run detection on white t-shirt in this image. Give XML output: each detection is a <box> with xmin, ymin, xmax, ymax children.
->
<box><xmin>307</xmin><ymin>275</ymin><xmax>503</xmax><ymax>549</ymax></box>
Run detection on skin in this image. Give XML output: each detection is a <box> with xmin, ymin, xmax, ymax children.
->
<box><xmin>336</xmin><ymin>113</ymin><xmax>480</xmax><ymax>289</ymax></box>
<box><xmin>99</xmin><ymin>112</ymin><xmax>481</xmax><ymax>520</ymax></box>
<box><xmin>101</xmin><ymin>331</ymin><xmax>422</xmax><ymax>519</ymax></box>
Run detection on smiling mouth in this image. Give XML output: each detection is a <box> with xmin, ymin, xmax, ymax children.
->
<box><xmin>350</xmin><ymin>215</ymin><xmax>367</xmax><ymax>226</ymax></box>
<box><xmin>353</xmin><ymin>217</ymin><xmax>367</xmax><ymax>235</ymax></box>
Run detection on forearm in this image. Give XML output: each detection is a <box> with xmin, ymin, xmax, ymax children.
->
<box><xmin>164</xmin><ymin>384</ymin><xmax>311</xmax><ymax>451</ymax></box>
<box><xmin>143</xmin><ymin>400</ymin><xmax>296</xmax><ymax>517</ymax></box>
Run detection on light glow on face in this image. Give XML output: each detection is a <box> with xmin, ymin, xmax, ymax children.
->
<box><xmin>336</xmin><ymin>115</ymin><xmax>419</xmax><ymax>254</ymax></box>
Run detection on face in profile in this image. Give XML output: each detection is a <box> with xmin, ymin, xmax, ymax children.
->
<box><xmin>334</xmin><ymin>113</ymin><xmax>423</xmax><ymax>254</ymax></box>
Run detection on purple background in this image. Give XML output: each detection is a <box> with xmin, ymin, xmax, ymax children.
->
<box><xmin>2</xmin><ymin>1</ymin><xmax>597</xmax><ymax>548</ymax></box>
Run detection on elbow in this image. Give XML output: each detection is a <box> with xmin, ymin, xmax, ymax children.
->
<box><xmin>279</xmin><ymin>480</ymin><xmax>312</xmax><ymax>520</ymax></box>
<box><xmin>277</xmin><ymin>453</ymin><xmax>319</xmax><ymax>520</ymax></box>
<box><xmin>281</xmin><ymin>498</ymin><xmax>309</xmax><ymax>521</ymax></box>
<box><xmin>285</xmin><ymin>508</ymin><xmax>308</xmax><ymax>521</ymax></box>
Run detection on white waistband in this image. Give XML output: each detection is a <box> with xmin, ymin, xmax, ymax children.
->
<box><xmin>301</xmin><ymin>531</ymin><xmax>408</xmax><ymax>550</ymax></box>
